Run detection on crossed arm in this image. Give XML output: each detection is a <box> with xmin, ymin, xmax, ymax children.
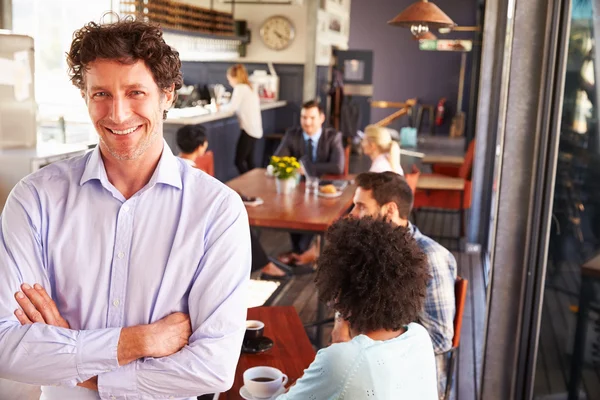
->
<box><xmin>12</xmin><ymin>283</ymin><xmax>191</xmax><ymax>391</ymax></box>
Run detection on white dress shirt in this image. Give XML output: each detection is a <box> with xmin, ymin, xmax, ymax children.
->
<box><xmin>222</xmin><ymin>83</ymin><xmax>263</xmax><ymax>139</ymax></box>
<box><xmin>0</xmin><ymin>142</ymin><xmax>251</xmax><ymax>399</ymax></box>
<box><xmin>369</xmin><ymin>153</ymin><xmax>405</xmax><ymax>175</ymax></box>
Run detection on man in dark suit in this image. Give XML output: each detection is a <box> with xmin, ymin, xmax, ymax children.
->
<box><xmin>275</xmin><ymin>99</ymin><xmax>345</xmax><ymax>177</ymax></box>
<box><xmin>263</xmin><ymin>100</ymin><xmax>345</xmax><ymax>274</ymax></box>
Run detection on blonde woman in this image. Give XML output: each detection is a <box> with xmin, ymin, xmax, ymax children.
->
<box><xmin>361</xmin><ymin>125</ymin><xmax>404</xmax><ymax>175</ymax></box>
<box><xmin>222</xmin><ymin>64</ymin><xmax>263</xmax><ymax>174</ymax></box>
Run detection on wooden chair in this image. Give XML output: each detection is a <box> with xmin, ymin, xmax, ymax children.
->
<box><xmin>194</xmin><ymin>150</ymin><xmax>214</xmax><ymax>177</ymax></box>
<box><xmin>432</xmin><ymin>139</ymin><xmax>476</xmax><ymax>180</ymax></box>
<box><xmin>443</xmin><ymin>276</ymin><xmax>469</xmax><ymax>400</ymax></box>
<box><xmin>413</xmin><ymin>140</ymin><xmax>475</xmax><ymax>240</ymax></box>
<box><xmin>405</xmin><ymin>165</ymin><xmax>420</xmax><ymax>194</ymax></box>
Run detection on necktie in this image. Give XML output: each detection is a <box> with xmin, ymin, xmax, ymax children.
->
<box><xmin>307</xmin><ymin>139</ymin><xmax>314</xmax><ymax>162</ymax></box>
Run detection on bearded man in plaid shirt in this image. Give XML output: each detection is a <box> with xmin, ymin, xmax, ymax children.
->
<box><xmin>332</xmin><ymin>171</ymin><xmax>457</xmax><ymax>399</ymax></box>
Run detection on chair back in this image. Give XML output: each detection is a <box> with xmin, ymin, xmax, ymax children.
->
<box><xmin>453</xmin><ymin>276</ymin><xmax>468</xmax><ymax>348</ymax></box>
<box><xmin>405</xmin><ymin>165</ymin><xmax>420</xmax><ymax>194</ymax></box>
<box><xmin>195</xmin><ymin>150</ymin><xmax>215</xmax><ymax>177</ymax></box>
<box><xmin>458</xmin><ymin>140</ymin><xmax>476</xmax><ymax>180</ymax></box>
<box><xmin>343</xmin><ymin>145</ymin><xmax>351</xmax><ymax>176</ymax></box>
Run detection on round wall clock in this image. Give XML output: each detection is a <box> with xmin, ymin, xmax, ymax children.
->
<box><xmin>259</xmin><ymin>16</ymin><xmax>295</xmax><ymax>51</ymax></box>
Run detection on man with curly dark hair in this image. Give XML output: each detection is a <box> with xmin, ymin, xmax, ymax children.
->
<box><xmin>277</xmin><ymin>217</ymin><xmax>438</xmax><ymax>399</ymax></box>
<box><xmin>0</xmin><ymin>16</ymin><xmax>250</xmax><ymax>400</ymax></box>
<box><xmin>332</xmin><ymin>171</ymin><xmax>457</xmax><ymax>398</ymax></box>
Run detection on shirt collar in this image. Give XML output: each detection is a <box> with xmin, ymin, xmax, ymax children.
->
<box><xmin>303</xmin><ymin>128</ymin><xmax>322</xmax><ymax>144</ymax></box>
<box><xmin>80</xmin><ymin>139</ymin><xmax>182</xmax><ymax>190</ymax></box>
<box><xmin>407</xmin><ymin>221</ymin><xmax>421</xmax><ymax>239</ymax></box>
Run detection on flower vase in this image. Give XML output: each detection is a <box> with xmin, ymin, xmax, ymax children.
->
<box><xmin>276</xmin><ymin>177</ymin><xmax>296</xmax><ymax>194</ymax></box>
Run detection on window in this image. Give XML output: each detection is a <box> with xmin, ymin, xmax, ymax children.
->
<box><xmin>11</xmin><ymin>0</ymin><xmax>118</xmax><ymax>143</ymax></box>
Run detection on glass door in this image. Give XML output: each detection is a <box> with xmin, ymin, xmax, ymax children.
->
<box><xmin>533</xmin><ymin>1</ymin><xmax>600</xmax><ymax>398</ymax></box>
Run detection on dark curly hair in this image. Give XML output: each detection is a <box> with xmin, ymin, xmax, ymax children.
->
<box><xmin>67</xmin><ymin>15</ymin><xmax>183</xmax><ymax>96</ymax></box>
<box><xmin>316</xmin><ymin>217</ymin><xmax>430</xmax><ymax>333</ymax></box>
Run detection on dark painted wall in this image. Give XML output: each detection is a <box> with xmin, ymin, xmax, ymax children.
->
<box><xmin>349</xmin><ymin>0</ymin><xmax>477</xmax><ymax>134</ymax></box>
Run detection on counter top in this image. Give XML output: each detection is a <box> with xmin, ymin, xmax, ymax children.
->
<box><xmin>165</xmin><ymin>100</ymin><xmax>287</xmax><ymax>126</ymax></box>
<box><xmin>0</xmin><ymin>142</ymin><xmax>90</xmax><ymax>158</ymax></box>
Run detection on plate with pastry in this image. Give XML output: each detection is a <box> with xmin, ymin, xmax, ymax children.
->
<box><xmin>318</xmin><ymin>184</ymin><xmax>343</xmax><ymax>198</ymax></box>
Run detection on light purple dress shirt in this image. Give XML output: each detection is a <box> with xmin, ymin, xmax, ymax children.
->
<box><xmin>0</xmin><ymin>141</ymin><xmax>251</xmax><ymax>399</ymax></box>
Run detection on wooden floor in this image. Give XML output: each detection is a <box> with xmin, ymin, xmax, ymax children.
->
<box><xmin>534</xmin><ymin>260</ymin><xmax>600</xmax><ymax>400</ymax></box>
<box><xmin>255</xmin><ymin>208</ymin><xmax>486</xmax><ymax>400</ymax></box>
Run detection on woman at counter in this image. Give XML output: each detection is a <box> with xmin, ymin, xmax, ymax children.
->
<box><xmin>362</xmin><ymin>125</ymin><xmax>404</xmax><ymax>175</ymax></box>
<box><xmin>221</xmin><ymin>64</ymin><xmax>263</xmax><ymax>174</ymax></box>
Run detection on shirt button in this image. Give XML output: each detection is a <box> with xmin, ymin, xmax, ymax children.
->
<box><xmin>113</xmin><ymin>299</ymin><xmax>120</xmax><ymax>307</ymax></box>
<box><xmin>111</xmin><ymin>397</ymin><xmax>116</xmax><ymax>400</ymax></box>
<box><xmin>117</xmin><ymin>252</ymin><xmax>125</xmax><ymax>259</ymax></box>
<box><xmin>122</xmin><ymin>205</ymin><xmax>129</xmax><ymax>212</ymax></box>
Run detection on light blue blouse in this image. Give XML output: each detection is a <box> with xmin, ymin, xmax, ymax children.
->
<box><xmin>277</xmin><ymin>322</ymin><xmax>438</xmax><ymax>399</ymax></box>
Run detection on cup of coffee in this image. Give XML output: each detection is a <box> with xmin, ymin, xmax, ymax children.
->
<box><xmin>243</xmin><ymin>366</ymin><xmax>288</xmax><ymax>398</ymax></box>
<box><xmin>244</xmin><ymin>320</ymin><xmax>265</xmax><ymax>342</ymax></box>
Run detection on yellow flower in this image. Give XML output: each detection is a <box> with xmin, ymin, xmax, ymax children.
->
<box><xmin>292</xmin><ymin>162</ymin><xmax>300</xmax><ymax>168</ymax></box>
<box><xmin>271</xmin><ymin>156</ymin><xmax>280</xmax><ymax>162</ymax></box>
<box><xmin>286</xmin><ymin>167</ymin><xmax>293</xmax><ymax>173</ymax></box>
<box><xmin>278</xmin><ymin>163</ymin><xmax>286</xmax><ymax>168</ymax></box>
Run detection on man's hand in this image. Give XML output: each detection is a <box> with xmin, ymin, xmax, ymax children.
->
<box><xmin>331</xmin><ymin>315</ymin><xmax>351</xmax><ymax>344</ymax></box>
<box><xmin>117</xmin><ymin>312</ymin><xmax>192</xmax><ymax>365</ymax></box>
<box><xmin>14</xmin><ymin>283</ymin><xmax>98</xmax><ymax>390</ymax></box>
<box><xmin>14</xmin><ymin>283</ymin><xmax>70</xmax><ymax>328</ymax></box>
<box><xmin>77</xmin><ymin>376</ymin><xmax>98</xmax><ymax>391</ymax></box>
<box><xmin>146</xmin><ymin>312</ymin><xmax>192</xmax><ymax>358</ymax></box>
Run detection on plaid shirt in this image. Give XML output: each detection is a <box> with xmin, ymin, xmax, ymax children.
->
<box><xmin>410</xmin><ymin>223</ymin><xmax>457</xmax><ymax>354</ymax></box>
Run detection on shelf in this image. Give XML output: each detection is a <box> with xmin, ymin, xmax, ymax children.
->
<box><xmin>162</xmin><ymin>28</ymin><xmax>250</xmax><ymax>44</ymax></box>
<box><xmin>120</xmin><ymin>0</ymin><xmax>242</xmax><ymax>38</ymax></box>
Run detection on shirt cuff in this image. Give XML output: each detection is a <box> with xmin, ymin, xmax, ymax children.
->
<box><xmin>98</xmin><ymin>362</ymin><xmax>138</xmax><ymax>400</ymax></box>
<box><xmin>76</xmin><ymin>327</ymin><xmax>121</xmax><ymax>380</ymax></box>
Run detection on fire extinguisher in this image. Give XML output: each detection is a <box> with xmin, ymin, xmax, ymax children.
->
<box><xmin>436</xmin><ymin>98</ymin><xmax>447</xmax><ymax>126</ymax></box>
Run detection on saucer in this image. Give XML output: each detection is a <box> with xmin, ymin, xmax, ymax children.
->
<box><xmin>239</xmin><ymin>385</ymin><xmax>286</xmax><ymax>400</ymax></box>
<box><xmin>242</xmin><ymin>336</ymin><xmax>274</xmax><ymax>354</ymax></box>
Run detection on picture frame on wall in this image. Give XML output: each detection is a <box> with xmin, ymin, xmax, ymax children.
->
<box><xmin>328</xmin><ymin>15</ymin><xmax>342</xmax><ymax>33</ymax></box>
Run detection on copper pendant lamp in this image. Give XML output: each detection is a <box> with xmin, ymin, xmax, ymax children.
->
<box><xmin>388</xmin><ymin>0</ymin><xmax>455</xmax><ymax>36</ymax></box>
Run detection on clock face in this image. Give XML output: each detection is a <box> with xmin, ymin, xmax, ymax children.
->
<box><xmin>259</xmin><ymin>16</ymin><xmax>295</xmax><ymax>51</ymax></box>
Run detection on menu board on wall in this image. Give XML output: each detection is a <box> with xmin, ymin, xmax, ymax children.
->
<box><xmin>419</xmin><ymin>40</ymin><xmax>473</xmax><ymax>52</ymax></box>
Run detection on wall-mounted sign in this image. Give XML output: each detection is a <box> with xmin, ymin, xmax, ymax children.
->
<box><xmin>419</xmin><ymin>40</ymin><xmax>473</xmax><ymax>52</ymax></box>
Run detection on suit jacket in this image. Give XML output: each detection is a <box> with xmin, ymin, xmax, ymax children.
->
<box><xmin>275</xmin><ymin>126</ymin><xmax>344</xmax><ymax>176</ymax></box>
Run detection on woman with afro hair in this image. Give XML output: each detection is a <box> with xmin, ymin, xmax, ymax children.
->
<box><xmin>277</xmin><ymin>217</ymin><xmax>438</xmax><ymax>399</ymax></box>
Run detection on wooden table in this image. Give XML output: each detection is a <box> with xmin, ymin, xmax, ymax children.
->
<box><xmin>568</xmin><ymin>253</ymin><xmax>600</xmax><ymax>400</ymax></box>
<box><xmin>227</xmin><ymin>169</ymin><xmax>356</xmax><ymax>347</ymax></box>
<box><xmin>227</xmin><ymin>169</ymin><xmax>356</xmax><ymax>233</ymax></box>
<box><xmin>421</xmin><ymin>154</ymin><xmax>465</xmax><ymax>165</ymax></box>
<box><xmin>416</xmin><ymin>174</ymin><xmax>465</xmax><ymax>191</ymax></box>
<box><xmin>220</xmin><ymin>306</ymin><xmax>316</xmax><ymax>400</ymax></box>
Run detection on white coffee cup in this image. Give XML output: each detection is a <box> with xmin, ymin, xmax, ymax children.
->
<box><xmin>243</xmin><ymin>366</ymin><xmax>288</xmax><ymax>398</ymax></box>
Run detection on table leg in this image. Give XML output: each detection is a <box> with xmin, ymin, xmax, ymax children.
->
<box><xmin>567</xmin><ymin>277</ymin><xmax>594</xmax><ymax>400</ymax></box>
<box><xmin>316</xmin><ymin>233</ymin><xmax>325</xmax><ymax>349</ymax></box>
